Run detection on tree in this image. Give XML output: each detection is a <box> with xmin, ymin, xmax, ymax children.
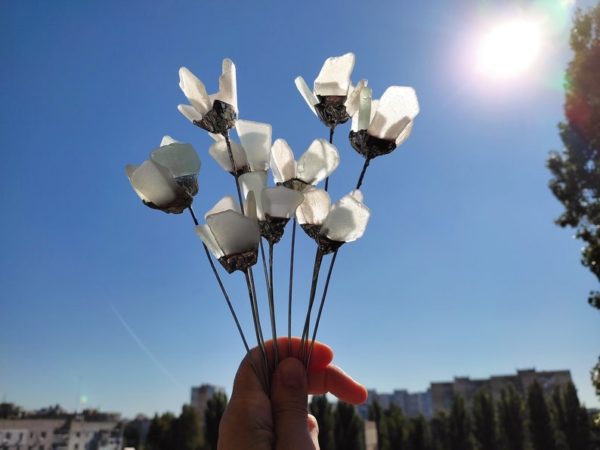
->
<box><xmin>448</xmin><ymin>395</ymin><xmax>472</xmax><ymax>450</ymax></box>
<box><xmin>146</xmin><ymin>412</ymin><xmax>175</xmax><ymax>450</ymax></box>
<box><xmin>552</xmin><ymin>383</ymin><xmax>590</xmax><ymax>450</ymax></box>
<box><xmin>471</xmin><ymin>389</ymin><xmax>497</xmax><ymax>450</ymax></box>
<box><xmin>527</xmin><ymin>381</ymin><xmax>557</xmax><ymax>450</ymax></box>
<box><xmin>171</xmin><ymin>405</ymin><xmax>202</xmax><ymax>450</ymax></box>
<box><xmin>430</xmin><ymin>411</ymin><xmax>451</xmax><ymax>450</ymax></box>
<box><xmin>205</xmin><ymin>391</ymin><xmax>227</xmax><ymax>450</ymax></box>
<box><xmin>334</xmin><ymin>401</ymin><xmax>364</xmax><ymax>450</ymax></box>
<box><xmin>369</xmin><ymin>400</ymin><xmax>390</xmax><ymax>450</ymax></box>
<box><xmin>497</xmin><ymin>386</ymin><xmax>526</xmax><ymax>450</ymax></box>
<box><xmin>406</xmin><ymin>415</ymin><xmax>429</xmax><ymax>450</ymax></box>
<box><xmin>387</xmin><ymin>405</ymin><xmax>409</xmax><ymax>450</ymax></box>
<box><xmin>310</xmin><ymin>395</ymin><xmax>335</xmax><ymax>450</ymax></box>
<box><xmin>547</xmin><ymin>4</ymin><xmax>600</xmax><ymax>309</ymax></box>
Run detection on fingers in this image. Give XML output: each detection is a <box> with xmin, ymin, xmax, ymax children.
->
<box><xmin>307</xmin><ymin>414</ymin><xmax>320</xmax><ymax>450</ymax></box>
<box><xmin>308</xmin><ymin>364</ymin><xmax>368</xmax><ymax>405</ymax></box>
<box><xmin>271</xmin><ymin>358</ymin><xmax>316</xmax><ymax>450</ymax></box>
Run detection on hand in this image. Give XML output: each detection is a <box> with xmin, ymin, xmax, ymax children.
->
<box><xmin>218</xmin><ymin>337</ymin><xmax>367</xmax><ymax>450</ymax></box>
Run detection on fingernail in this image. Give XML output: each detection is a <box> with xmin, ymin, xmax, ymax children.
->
<box><xmin>280</xmin><ymin>358</ymin><xmax>305</xmax><ymax>389</ymax></box>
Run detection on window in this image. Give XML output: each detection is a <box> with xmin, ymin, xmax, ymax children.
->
<box><xmin>41</xmin><ymin>431</ymin><xmax>47</xmax><ymax>438</ymax></box>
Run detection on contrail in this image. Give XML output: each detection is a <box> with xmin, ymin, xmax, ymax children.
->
<box><xmin>109</xmin><ymin>304</ymin><xmax>179</xmax><ymax>386</ymax></box>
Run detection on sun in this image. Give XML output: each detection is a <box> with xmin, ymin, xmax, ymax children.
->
<box><xmin>476</xmin><ymin>19</ymin><xmax>543</xmax><ymax>79</ymax></box>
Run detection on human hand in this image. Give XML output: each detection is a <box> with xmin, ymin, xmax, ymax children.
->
<box><xmin>217</xmin><ymin>337</ymin><xmax>367</xmax><ymax>450</ymax></box>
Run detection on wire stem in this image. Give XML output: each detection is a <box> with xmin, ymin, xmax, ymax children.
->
<box><xmin>287</xmin><ymin>219</ymin><xmax>297</xmax><ymax>355</ymax></box>
<box><xmin>244</xmin><ymin>269</ymin><xmax>270</xmax><ymax>391</ymax></box>
<box><xmin>223</xmin><ymin>132</ymin><xmax>245</xmax><ymax>215</ymax></box>
<box><xmin>299</xmin><ymin>248</ymin><xmax>324</xmax><ymax>364</ymax></box>
<box><xmin>356</xmin><ymin>157</ymin><xmax>372</xmax><ymax>190</ymax></box>
<box><xmin>267</xmin><ymin>242</ymin><xmax>279</xmax><ymax>366</ymax></box>
<box><xmin>324</xmin><ymin>126</ymin><xmax>335</xmax><ymax>192</ymax></box>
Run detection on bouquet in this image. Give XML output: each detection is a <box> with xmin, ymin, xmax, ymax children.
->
<box><xmin>125</xmin><ymin>53</ymin><xmax>419</xmax><ymax>391</ymax></box>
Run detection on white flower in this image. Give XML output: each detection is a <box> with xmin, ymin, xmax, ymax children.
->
<box><xmin>270</xmin><ymin>138</ymin><xmax>340</xmax><ymax>191</ymax></box>
<box><xmin>296</xmin><ymin>188</ymin><xmax>370</xmax><ymax>253</ymax></box>
<box><xmin>350</xmin><ymin>85</ymin><xmax>419</xmax><ymax>159</ymax></box>
<box><xmin>195</xmin><ymin>196</ymin><xmax>260</xmax><ymax>273</ymax></box>
<box><xmin>295</xmin><ymin>53</ymin><xmax>367</xmax><ymax>128</ymax></box>
<box><xmin>177</xmin><ymin>59</ymin><xmax>238</xmax><ymax>134</ymax></box>
<box><xmin>208</xmin><ymin>119</ymin><xmax>272</xmax><ymax>175</ymax></box>
<box><xmin>126</xmin><ymin>136</ymin><xmax>201</xmax><ymax>214</ymax></box>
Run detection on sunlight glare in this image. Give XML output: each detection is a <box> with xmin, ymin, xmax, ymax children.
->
<box><xmin>477</xmin><ymin>19</ymin><xmax>543</xmax><ymax>80</ymax></box>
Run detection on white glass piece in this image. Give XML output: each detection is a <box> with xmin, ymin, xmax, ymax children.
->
<box><xmin>395</xmin><ymin>121</ymin><xmax>413</xmax><ymax>146</ymax></box>
<box><xmin>207</xmin><ymin>210</ymin><xmax>260</xmax><ymax>256</ymax></box>
<box><xmin>208</xmin><ymin>132</ymin><xmax>224</xmax><ymax>142</ymax></box>
<box><xmin>245</xmin><ymin>190</ymin><xmax>258</xmax><ymax>220</ymax></box>
<box><xmin>179</xmin><ymin>67</ymin><xmax>211</xmax><ymax>116</ymax></box>
<box><xmin>239</xmin><ymin>171</ymin><xmax>267</xmax><ymax>220</ymax></box>
<box><xmin>350</xmin><ymin>189</ymin><xmax>364</xmax><ymax>203</ymax></box>
<box><xmin>352</xmin><ymin>98</ymin><xmax>378</xmax><ymax>132</ymax></box>
<box><xmin>270</xmin><ymin>139</ymin><xmax>297</xmax><ymax>184</ymax></box>
<box><xmin>206</xmin><ymin>195</ymin><xmax>240</xmax><ymax>218</ymax></box>
<box><xmin>367</xmin><ymin>86</ymin><xmax>419</xmax><ymax>141</ymax></box>
<box><xmin>208</xmin><ymin>139</ymin><xmax>248</xmax><ymax>173</ymax></box>
<box><xmin>262</xmin><ymin>187</ymin><xmax>304</xmax><ymax>219</ymax></box>
<box><xmin>160</xmin><ymin>136</ymin><xmax>179</xmax><ymax>146</ymax></box>
<box><xmin>345</xmin><ymin>79</ymin><xmax>367</xmax><ymax>117</ymax></box>
<box><xmin>295</xmin><ymin>187</ymin><xmax>331</xmax><ymax>226</ymax></box>
<box><xmin>236</xmin><ymin>119</ymin><xmax>272</xmax><ymax>172</ymax></box>
<box><xmin>195</xmin><ymin>225</ymin><xmax>224</xmax><ymax>259</ymax></box>
<box><xmin>321</xmin><ymin>191</ymin><xmax>370</xmax><ymax>243</ymax></box>
<box><xmin>178</xmin><ymin>104</ymin><xmax>203</xmax><ymax>123</ymax></box>
<box><xmin>314</xmin><ymin>53</ymin><xmax>355</xmax><ymax>96</ymax></box>
<box><xmin>297</xmin><ymin>139</ymin><xmax>340</xmax><ymax>185</ymax></box>
<box><xmin>129</xmin><ymin>160</ymin><xmax>177</xmax><ymax>207</ymax></box>
<box><xmin>151</xmin><ymin>143</ymin><xmax>200</xmax><ymax>177</ymax></box>
<box><xmin>214</xmin><ymin>58</ymin><xmax>237</xmax><ymax>112</ymax></box>
<box><xmin>357</xmin><ymin>86</ymin><xmax>373</xmax><ymax>131</ymax></box>
<box><xmin>294</xmin><ymin>76</ymin><xmax>318</xmax><ymax>116</ymax></box>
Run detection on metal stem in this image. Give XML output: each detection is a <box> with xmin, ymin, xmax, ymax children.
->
<box><xmin>223</xmin><ymin>132</ymin><xmax>245</xmax><ymax>215</ymax></box>
<box><xmin>287</xmin><ymin>219</ymin><xmax>297</xmax><ymax>355</ymax></box>
<box><xmin>267</xmin><ymin>242</ymin><xmax>279</xmax><ymax>366</ymax></box>
<box><xmin>244</xmin><ymin>269</ymin><xmax>270</xmax><ymax>391</ymax></box>
<box><xmin>299</xmin><ymin>248</ymin><xmax>324</xmax><ymax>364</ymax></box>
<box><xmin>324</xmin><ymin>126</ymin><xmax>335</xmax><ymax>192</ymax></box>
<box><xmin>356</xmin><ymin>157</ymin><xmax>372</xmax><ymax>190</ymax></box>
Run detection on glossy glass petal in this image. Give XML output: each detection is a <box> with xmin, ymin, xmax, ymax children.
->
<box><xmin>314</xmin><ymin>53</ymin><xmax>355</xmax><ymax>96</ymax></box>
<box><xmin>296</xmin><ymin>139</ymin><xmax>340</xmax><ymax>185</ymax></box>
<box><xmin>128</xmin><ymin>160</ymin><xmax>177</xmax><ymax>207</ymax></box>
<box><xmin>352</xmin><ymin>98</ymin><xmax>378</xmax><ymax>132</ymax></box>
<box><xmin>270</xmin><ymin>139</ymin><xmax>297</xmax><ymax>184</ymax></box>
<box><xmin>261</xmin><ymin>187</ymin><xmax>304</xmax><ymax>219</ymax></box>
<box><xmin>236</xmin><ymin>119</ymin><xmax>272</xmax><ymax>172</ymax></box>
<box><xmin>321</xmin><ymin>190</ymin><xmax>370</xmax><ymax>243</ymax></box>
<box><xmin>239</xmin><ymin>171</ymin><xmax>268</xmax><ymax>220</ymax></box>
<box><xmin>160</xmin><ymin>136</ymin><xmax>179</xmax><ymax>146</ymax></box>
<box><xmin>151</xmin><ymin>143</ymin><xmax>200</xmax><ymax>177</ymax></box>
<box><xmin>207</xmin><ymin>210</ymin><xmax>260</xmax><ymax>256</ymax></box>
<box><xmin>294</xmin><ymin>76</ymin><xmax>318</xmax><ymax>116</ymax></box>
<box><xmin>178</xmin><ymin>67</ymin><xmax>211</xmax><ymax>115</ymax></box>
<box><xmin>395</xmin><ymin>121</ymin><xmax>414</xmax><ymax>146</ymax></box>
<box><xmin>245</xmin><ymin>190</ymin><xmax>258</xmax><ymax>220</ymax></box>
<box><xmin>195</xmin><ymin>224</ymin><xmax>224</xmax><ymax>259</ymax></box>
<box><xmin>214</xmin><ymin>58</ymin><xmax>237</xmax><ymax>112</ymax></box>
<box><xmin>367</xmin><ymin>86</ymin><xmax>419</xmax><ymax>141</ymax></box>
<box><xmin>344</xmin><ymin>79</ymin><xmax>367</xmax><ymax>117</ymax></box>
<box><xmin>205</xmin><ymin>195</ymin><xmax>240</xmax><ymax>218</ymax></box>
<box><xmin>357</xmin><ymin>86</ymin><xmax>373</xmax><ymax>131</ymax></box>
<box><xmin>295</xmin><ymin>187</ymin><xmax>331</xmax><ymax>226</ymax></box>
<box><xmin>208</xmin><ymin>139</ymin><xmax>248</xmax><ymax>173</ymax></box>
<box><xmin>178</xmin><ymin>104</ymin><xmax>203</xmax><ymax>123</ymax></box>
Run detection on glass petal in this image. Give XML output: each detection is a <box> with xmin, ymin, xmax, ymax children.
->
<box><xmin>261</xmin><ymin>187</ymin><xmax>304</xmax><ymax>219</ymax></box>
<box><xmin>239</xmin><ymin>171</ymin><xmax>267</xmax><ymax>220</ymax></box>
<box><xmin>208</xmin><ymin>139</ymin><xmax>248</xmax><ymax>173</ymax></box>
<box><xmin>357</xmin><ymin>86</ymin><xmax>373</xmax><ymax>131</ymax></box>
<box><xmin>151</xmin><ymin>143</ymin><xmax>200</xmax><ymax>177</ymax></box>
<box><xmin>345</xmin><ymin>79</ymin><xmax>367</xmax><ymax>117</ymax></box>
<box><xmin>160</xmin><ymin>136</ymin><xmax>179</xmax><ymax>146</ymax></box>
<box><xmin>205</xmin><ymin>195</ymin><xmax>240</xmax><ymax>218</ymax></box>
<box><xmin>294</xmin><ymin>76</ymin><xmax>318</xmax><ymax>116</ymax></box>
<box><xmin>295</xmin><ymin>187</ymin><xmax>331</xmax><ymax>226</ymax></box>
<box><xmin>129</xmin><ymin>160</ymin><xmax>177</xmax><ymax>207</ymax></box>
<box><xmin>314</xmin><ymin>53</ymin><xmax>355</xmax><ymax>96</ymax></box>
<box><xmin>395</xmin><ymin>121</ymin><xmax>414</xmax><ymax>146</ymax></box>
<box><xmin>236</xmin><ymin>119</ymin><xmax>272</xmax><ymax>172</ymax></box>
<box><xmin>352</xmin><ymin>98</ymin><xmax>378</xmax><ymax>132</ymax></box>
<box><xmin>207</xmin><ymin>210</ymin><xmax>260</xmax><ymax>256</ymax></box>
<box><xmin>195</xmin><ymin>224</ymin><xmax>224</xmax><ymax>259</ymax></box>
<box><xmin>245</xmin><ymin>190</ymin><xmax>258</xmax><ymax>220</ymax></box>
<box><xmin>179</xmin><ymin>67</ymin><xmax>211</xmax><ymax>115</ymax></box>
<box><xmin>321</xmin><ymin>191</ymin><xmax>370</xmax><ymax>242</ymax></box>
<box><xmin>296</xmin><ymin>139</ymin><xmax>340</xmax><ymax>185</ymax></box>
<box><xmin>367</xmin><ymin>86</ymin><xmax>419</xmax><ymax>141</ymax></box>
<box><xmin>214</xmin><ymin>58</ymin><xmax>237</xmax><ymax>112</ymax></box>
<box><xmin>270</xmin><ymin>139</ymin><xmax>297</xmax><ymax>184</ymax></box>
<box><xmin>178</xmin><ymin>104</ymin><xmax>203</xmax><ymax>123</ymax></box>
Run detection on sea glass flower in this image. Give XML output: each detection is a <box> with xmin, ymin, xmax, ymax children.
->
<box><xmin>195</xmin><ymin>196</ymin><xmax>260</xmax><ymax>273</ymax></box>
<box><xmin>178</xmin><ymin>59</ymin><xmax>238</xmax><ymax>135</ymax></box>
<box><xmin>349</xmin><ymin>85</ymin><xmax>419</xmax><ymax>160</ymax></box>
<box><xmin>208</xmin><ymin>120</ymin><xmax>272</xmax><ymax>176</ymax></box>
<box><xmin>297</xmin><ymin>188</ymin><xmax>370</xmax><ymax>254</ymax></box>
<box><xmin>295</xmin><ymin>53</ymin><xmax>367</xmax><ymax>129</ymax></box>
<box><xmin>239</xmin><ymin>171</ymin><xmax>304</xmax><ymax>243</ymax></box>
<box><xmin>126</xmin><ymin>136</ymin><xmax>201</xmax><ymax>214</ymax></box>
<box><xmin>270</xmin><ymin>139</ymin><xmax>340</xmax><ymax>192</ymax></box>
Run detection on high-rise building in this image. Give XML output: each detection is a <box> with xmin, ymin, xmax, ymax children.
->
<box><xmin>190</xmin><ymin>384</ymin><xmax>226</xmax><ymax>432</ymax></box>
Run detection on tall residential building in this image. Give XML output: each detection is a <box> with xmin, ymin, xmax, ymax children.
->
<box><xmin>190</xmin><ymin>384</ymin><xmax>225</xmax><ymax>432</ymax></box>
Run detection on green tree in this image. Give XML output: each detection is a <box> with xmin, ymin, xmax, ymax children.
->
<box><xmin>553</xmin><ymin>383</ymin><xmax>590</xmax><ymax>450</ymax></box>
<box><xmin>448</xmin><ymin>395</ymin><xmax>471</xmax><ymax>450</ymax></box>
<box><xmin>146</xmin><ymin>412</ymin><xmax>175</xmax><ymax>450</ymax></box>
<box><xmin>386</xmin><ymin>405</ymin><xmax>408</xmax><ymax>450</ymax></box>
<box><xmin>471</xmin><ymin>389</ymin><xmax>497</xmax><ymax>450</ymax></box>
<box><xmin>334</xmin><ymin>401</ymin><xmax>364</xmax><ymax>450</ymax></box>
<box><xmin>171</xmin><ymin>405</ymin><xmax>202</xmax><ymax>450</ymax></box>
<box><xmin>430</xmin><ymin>411</ymin><xmax>451</xmax><ymax>450</ymax></box>
<box><xmin>369</xmin><ymin>400</ymin><xmax>390</xmax><ymax>450</ymax></box>
<box><xmin>205</xmin><ymin>391</ymin><xmax>228</xmax><ymax>450</ymax></box>
<box><xmin>527</xmin><ymin>381</ymin><xmax>557</xmax><ymax>450</ymax></box>
<box><xmin>497</xmin><ymin>386</ymin><xmax>526</xmax><ymax>450</ymax></box>
<box><xmin>547</xmin><ymin>4</ymin><xmax>600</xmax><ymax>310</ymax></box>
<box><xmin>406</xmin><ymin>415</ymin><xmax>429</xmax><ymax>450</ymax></box>
<box><xmin>310</xmin><ymin>395</ymin><xmax>335</xmax><ymax>450</ymax></box>
<box><xmin>123</xmin><ymin>421</ymin><xmax>141</xmax><ymax>450</ymax></box>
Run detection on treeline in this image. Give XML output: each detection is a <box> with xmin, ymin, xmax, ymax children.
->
<box><xmin>311</xmin><ymin>381</ymin><xmax>598</xmax><ymax>450</ymax></box>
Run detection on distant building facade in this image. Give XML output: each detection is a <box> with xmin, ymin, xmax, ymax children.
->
<box><xmin>190</xmin><ymin>384</ymin><xmax>225</xmax><ymax>433</ymax></box>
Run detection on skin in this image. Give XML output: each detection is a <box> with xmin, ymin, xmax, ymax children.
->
<box><xmin>218</xmin><ymin>337</ymin><xmax>368</xmax><ymax>450</ymax></box>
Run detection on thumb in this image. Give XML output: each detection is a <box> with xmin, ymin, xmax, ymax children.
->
<box><xmin>271</xmin><ymin>357</ymin><xmax>317</xmax><ymax>450</ymax></box>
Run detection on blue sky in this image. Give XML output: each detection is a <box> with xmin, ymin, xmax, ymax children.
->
<box><xmin>1</xmin><ymin>0</ymin><xmax>599</xmax><ymax>418</ymax></box>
